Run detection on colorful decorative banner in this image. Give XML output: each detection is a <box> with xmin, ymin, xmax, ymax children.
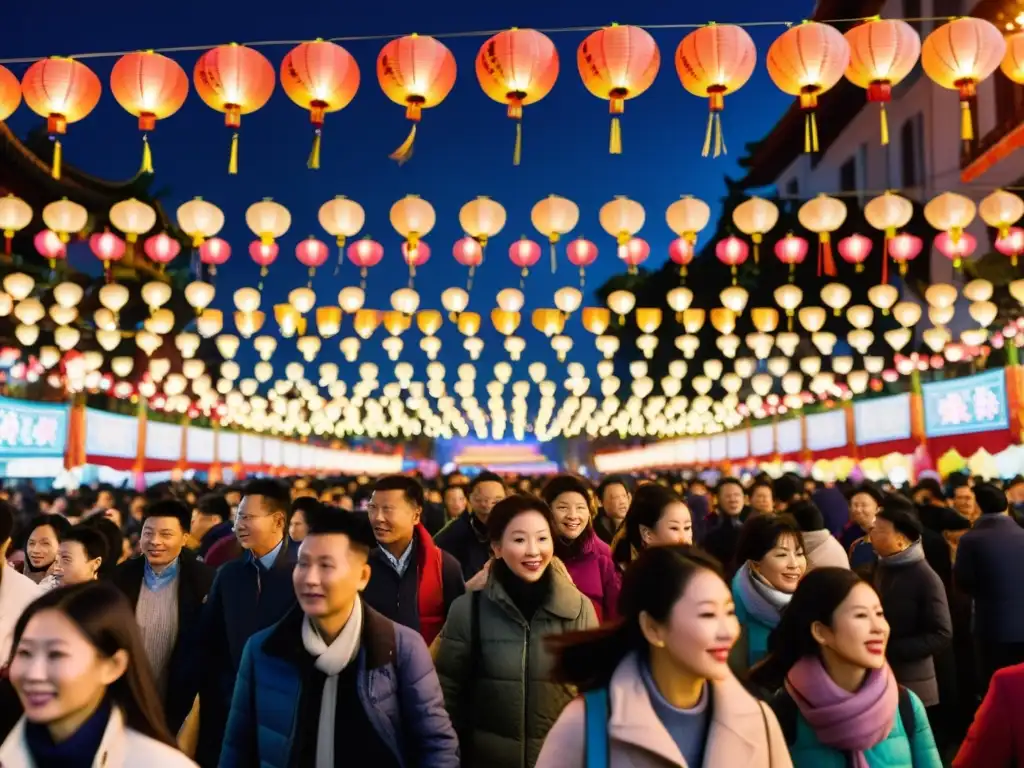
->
<box><xmin>806</xmin><ymin>410</ymin><xmax>848</xmax><ymax>452</ymax></box>
<box><xmin>854</xmin><ymin>394</ymin><xmax>912</xmax><ymax>445</ymax></box>
<box><xmin>0</xmin><ymin>396</ymin><xmax>67</xmax><ymax>458</ymax></box>
<box><xmin>923</xmin><ymin>369</ymin><xmax>1010</xmax><ymax>438</ymax></box>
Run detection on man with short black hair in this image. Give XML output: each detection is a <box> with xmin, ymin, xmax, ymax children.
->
<box><xmin>112</xmin><ymin>499</ymin><xmax>214</xmax><ymax>733</ymax></box>
<box><xmin>595</xmin><ymin>475</ymin><xmax>632</xmax><ymax>544</ymax></box>
<box><xmin>221</xmin><ymin>508</ymin><xmax>458</xmax><ymax>768</ymax></box>
<box><xmin>702</xmin><ymin>478</ymin><xmax>747</xmax><ymax>577</ymax></box>
<box><xmin>956</xmin><ymin>483</ymin><xmax>1024</xmax><ymax>690</ymax></box>
<box><xmin>190</xmin><ymin>493</ymin><xmax>233</xmax><ymax>560</ymax></box>
<box><xmin>435</xmin><ymin>471</ymin><xmax>507</xmax><ymax>579</ymax></box>
<box><xmin>773</xmin><ymin>474</ymin><xmax>804</xmax><ymax>513</ymax></box>
<box><xmin>197</xmin><ymin>478</ymin><xmax>297</xmax><ymax>766</ymax></box>
<box><xmin>363</xmin><ymin>476</ymin><xmax>464</xmax><ymax>645</ymax></box>
<box><xmin>56</xmin><ymin>525</ymin><xmax>107</xmax><ymax>586</ymax></box>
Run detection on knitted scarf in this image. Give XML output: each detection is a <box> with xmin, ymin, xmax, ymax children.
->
<box><xmin>735</xmin><ymin>561</ymin><xmax>790</xmax><ymax>628</ymax></box>
<box><xmin>414</xmin><ymin>524</ymin><xmax>446</xmax><ymax>646</ymax></box>
<box><xmin>301</xmin><ymin>597</ymin><xmax>364</xmax><ymax>768</ymax></box>
<box><xmin>785</xmin><ymin>656</ymin><xmax>899</xmax><ymax>768</ymax></box>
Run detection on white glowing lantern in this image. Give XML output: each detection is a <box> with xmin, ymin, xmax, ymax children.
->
<box><xmin>141</xmin><ymin>281</ymin><xmax>172</xmax><ymax>311</ymax></box>
<box><xmin>175</xmin><ymin>332</ymin><xmax>201</xmax><ymax>358</ymax></box>
<box><xmin>338</xmin><ymin>286</ymin><xmax>366</xmax><ymax>314</ymax></box>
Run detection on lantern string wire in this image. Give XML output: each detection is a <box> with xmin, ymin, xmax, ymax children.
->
<box><xmin>0</xmin><ymin>15</ymin><xmax>964</xmax><ymax>65</ymax></box>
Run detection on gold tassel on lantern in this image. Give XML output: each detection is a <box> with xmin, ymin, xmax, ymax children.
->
<box><xmin>51</xmin><ymin>139</ymin><xmax>62</xmax><ymax>180</ymax></box>
<box><xmin>390</xmin><ymin>124</ymin><xmax>417</xmax><ymax>165</ymax></box>
<box><xmin>140</xmin><ymin>135</ymin><xmax>154</xmax><ymax>174</ymax></box>
<box><xmin>549</xmin><ymin>235</ymin><xmax>558</xmax><ymax>275</ymax></box>
<box><xmin>803</xmin><ymin>113</ymin><xmax>820</xmax><ymax>153</ymax></box>
<box><xmin>308</xmin><ymin>129</ymin><xmax>322</xmax><ymax>170</ymax></box>
<box><xmin>960</xmin><ymin>100</ymin><xmax>974</xmax><ymax>141</ymax></box>
<box><xmin>513</xmin><ymin>120</ymin><xmax>523</xmax><ymax>167</ymax></box>
<box><xmin>702</xmin><ymin>112</ymin><xmax>715</xmax><ymax>158</ymax></box>
<box><xmin>610</xmin><ymin>117</ymin><xmax>622</xmax><ymax>155</ymax></box>
<box><xmin>228</xmin><ymin>133</ymin><xmax>239</xmax><ymax>175</ymax></box>
<box><xmin>879</xmin><ymin>103</ymin><xmax>889</xmax><ymax>146</ymax></box>
<box><xmin>752</xmin><ymin>234</ymin><xmax>762</xmax><ymax>264</ymax></box>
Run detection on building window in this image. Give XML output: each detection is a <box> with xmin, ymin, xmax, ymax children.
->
<box><xmin>839</xmin><ymin>157</ymin><xmax>857</xmax><ymax>192</ymax></box>
<box><xmin>785</xmin><ymin>178</ymin><xmax>799</xmax><ymax>197</ymax></box>
<box><xmin>900</xmin><ymin>114</ymin><xmax>924</xmax><ymax>189</ymax></box>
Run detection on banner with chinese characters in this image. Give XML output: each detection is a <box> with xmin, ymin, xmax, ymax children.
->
<box><xmin>923</xmin><ymin>370</ymin><xmax>1010</xmax><ymax>438</ymax></box>
<box><xmin>0</xmin><ymin>396</ymin><xmax>68</xmax><ymax>458</ymax></box>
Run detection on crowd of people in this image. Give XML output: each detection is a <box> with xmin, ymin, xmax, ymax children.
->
<box><xmin>0</xmin><ymin>467</ymin><xmax>1022</xmax><ymax>766</ymax></box>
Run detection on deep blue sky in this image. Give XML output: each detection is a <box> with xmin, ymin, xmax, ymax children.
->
<box><xmin>5</xmin><ymin>0</ymin><xmax>813</xmax><ymax>398</ymax></box>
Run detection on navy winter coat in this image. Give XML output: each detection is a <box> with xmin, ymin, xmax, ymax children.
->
<box><xmin>219</xmin><ymin>602</ymin><xmax>459</xmax><ymax>768</ymax></box>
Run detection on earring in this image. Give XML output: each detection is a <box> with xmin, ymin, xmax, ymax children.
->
<box><xmin>655</xmin><ymin>640</ymin><xmax>666</xmax><ymax>649</ymax></box>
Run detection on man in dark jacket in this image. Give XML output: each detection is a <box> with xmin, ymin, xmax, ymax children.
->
<box><xmin>220</xmin><ymin>508</ymin><xmax>459</xmax><ymax>768</ymax></box>
<box><xmin>362</xmin><ymin>476</ymin><xmax>464</xmax><ymax>646</ymax></box>
<box><xmin>190</xmin><ymin>493</ymin><xmax>234</xmax><ymax>561</ymax></box>
<box><xmin>196</xmin><ymin>479</ymin><xmax>297</xmax><ymax>767</ymax></box>
<box><xmin>955</xmin><ymin>483</ymin><xmax>1024</xmax><ymax>690</ymax></box>
<box><xmin>594</xmin><ymin>475</ymin><xmax>631</xmax><ymax>545</ymax></box>
<box><xmin>435</xmin><ymin>471</ymin><xmax>506</xmax><ymax>580</ymax></box>
<box><xmin>702</xmin><ymin>477</ymin><xmax>746</xmax><ymax>578</ymax></box>
<box><xmin>112</xmin><ymin>500</ymin><xmax>214</xmax><ymax>734</ymax></box>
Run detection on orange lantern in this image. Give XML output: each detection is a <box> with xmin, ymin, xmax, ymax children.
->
<box><xmin>21</xmin><ymin>57</ymin><xmax>102</xmax><ymax>180</ymax></box>
<box><xmin>110</xmin><ymin>51</ymin><xmax>189</xmax><ymax>174</ymax></box>
<box><xmin>578</xmin><ymin>24</ymin><xmax>660</xmax><ymax>154</ymax></box>
<box><xmin>476</xmin><ymin>28</ymin><xmax>559</xmax><ymax>165</ymax></box>
<box><xmin>193</xmin><ymin>44</ymin><xmax>276</xmax><ymax>174</ymax></box>
<box><xmin>766</xmin><ymin>22</ymin><xmax>850</xmax><ymax>153</ymax></box>
<box><xmin>0</xmin><ymin>65</ymin><xmax>21</xmax><ymax>122</ymax></box>
<box><xmin>281</xmin><ymin>39</ymin><xmax>360</xmax><ymax>170</ymax></box>
<box><xmin>1001</xmin><ymin>31</ymin><xmax>1024</xmax><ymax>84</ymax></box>
<box><xmin>676</xmin><ymin>24</ymin><xmax>756</xmax><ymax>158</ymax></box>
<box><xmin>377</xmin><ymin>34</ymin><xmax>457</xmax><ymax>164</ymax></box>
<box><xmin>922</xmin><ymin>18</ymin><xmax>1006</xmax><ymax>142</ymax></box>
<box><xmin>844</xmin><ymin>20</ymin><xmax>920</xmax><ymax>146</ymax></box>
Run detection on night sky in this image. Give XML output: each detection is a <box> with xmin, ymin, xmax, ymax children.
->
<box><xmin>4</xmin><ymin>0</ymin><xmax>813</xmax><ymax>405</ymax></box>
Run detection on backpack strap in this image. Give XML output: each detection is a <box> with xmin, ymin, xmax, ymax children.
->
<box><xmin>583</xmin><ymin>688</ymin><xmax>610</xmax><ymax>768</ymax></box>
<box><xmin>897</xmin><ymin>685</ymin><xmax>916</xmax><ymax>741</ymax></box>
<box><xmin>458</xmin><ymin>591</ymin><xmax>482</xmax><ymax>764</ymax></box>
<box><xmin>767</xmin><ymin>688</ymin><xmax>798</xmax><ymax>745</ymax></box>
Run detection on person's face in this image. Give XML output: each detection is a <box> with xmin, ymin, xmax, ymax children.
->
<box><xmin>140</xmin><ymin>516</ymin><xmax>187</xmax><ymax>569</ymax></box>
<box><xmin>849</xmin><ymin>493</ymin><xmax>879</xmax><ymax>533</ymax></box>
<box><xmin>1008</xmin><ymin>484</ymin><xmax>1024</xmax><ymax>505</ymax></box>
<box><xmin>96</xmin><ymin>491</ymin><xmax>114</xmax><ymax>511</ymax></box>
<box><xmin>225</xmin><ymin>491</ymin><xmax>242</xmax><ymax>513</ymax></box>
<box><xmin>718</xmin><ymin>484</ymin><xmax>745</xmax><ymax>517</ymax></box>
<box><xmin>690</xmin><ymin>483</ymin><xmax>708</xmax><ymax>497</ymax></box>
<box><xmin>641</xmin><ymin>502</ymin><xmax>693</xmax><ymax>547</ymax></box>
<box><xmin>469</xmin><ymin>481</ymin><xmax>506</xmax><ymax>524</ymax></box>
<box><xmin>753</xmin><ymin>534</ymin><xmax>806</xmax><ymax>593</ymax></box>
<box><xmin>11</xmin><ymin>610</ymin><xmax>128</xmax><ymax>733</ymax></box>
<box><xmin>27</xmin><ymin>525</ymin><xmax>59</xmax><ymax>569</ymax></box>
<box><xmin>803</xmin><ymin>480</ymin><xmax>817</xmax><ymax>496</ymax></box>
<box><xmin>368</xmin><ymin>489</ymin><xmax>420</xmax><ymax>547</ymax></box>
<box><xmin>869</xmin><ymin>517</ymin><xmax>908</xmax><ymax>557</ymax></box>
<box><xmin>56</xmin><ymin>541</ymin><xmax>100</xmax><ymax>586</ymax></box>
<box><xmin>190</xmin><ymin>510</ymin><xmax>221</xmax><ymax>541</ymax></box>
<box><xmin>912</xmin><ymin>488</ymin><xmax>931</xmax><ymax>506</ymax></box>
<box><xmin>129</xmin><ymin>497</ymin><xmax>146</xmax><ymax>520</ymax></box>
<box><xmin>814</xmin><ymin>582</ymin><xmax>889</xmax><ymax>671</ymax></box>
<box><xmin>289</xmin><ymin>510</ymin><xmax>309</xmax><ymax>542</ymax></box>
<box><xmin>601</xmin><ymin>483</ymin><xmax>631</xmax><ymax>522</ymax></box>
<box><xmin>493</xmin><ymin>510</ymin><xmax>554</xmax><ymax>582</ymax></box>
<box><xmin>233</xmin><ymin>495</ymin><xmax>285</xmax><ymax>553</ymax></box>
<box><xmin>294</xmin><ymin>534</ymin><xmax>371</xmax><ymax>619</ymax></box>
<box><xmin>954</xmin><ymin>487</ymin><xmax>977</xmax><ymax>520</ymax></box>
<box><xmin>551</xmin><ymin>491</ymin><xmax>591</xmax><ymax>541</ymax></box>
<box><xmin>642</xmin><ymin>569</ymin><xmax>739</xmax><ymax>682</ymax></box>
<box><xmin>443</xmin><ymin>487</ymin><xmax>467</xmax><ymax>518</ymax></box>
<box><xmin>750</xmin><ymin>486</ymin><xmax>774</xmax><ymax>515</ymax></box>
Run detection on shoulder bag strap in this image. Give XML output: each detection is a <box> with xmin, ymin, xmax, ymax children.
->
<box><xmin>584</xmin><ymin>688</ymin><xmax>610</xmax><ymax>768</ymax></box>
<box><xmin>759</xmin><ymin>700</ymin><xmax>773</xmax><ymax>767</ymax></box>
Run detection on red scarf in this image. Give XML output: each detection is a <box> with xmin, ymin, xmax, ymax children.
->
<box><xmin>415</xmin><ymin>524</ymin><xmax>446</xmax><ymax>646</ymax></box>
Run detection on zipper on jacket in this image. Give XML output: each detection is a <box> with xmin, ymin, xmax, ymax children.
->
<box><xmin>521</xmin><ymin>622</ymin><xmax>531</xmax><ymax>768</ymax></box>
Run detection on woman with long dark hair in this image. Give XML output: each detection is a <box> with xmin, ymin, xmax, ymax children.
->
<box><xmin>750</xmin><ymin>568</ymin><xmax>941</xmax><ymax>767</ymax></box>
<box><xmin>541</xmin><ymin>475</ymin><xmax>621</xmax><ymax>621</ymax></box>
<box><xmin>611</xmin><ymin>484</ymin><xmax>693</xmax><ymax>570</ymax></box>
<box><xmin>731</xmin><ymin>514</ymin><xmax>807</xmax><ymax>676</ymax></box>
<box><xmin>435</xmin><ymin>494</ymin><xmax>597</xmax><ymax>768</ymax></box>
<box><xmin>0</xmin><ymin>582</ymin><xmax>196</xmax><ymax>766</ymax></box>
<box><xmin>536</xmin><ymin>546</ymin><xmax>790</xmax><ymax>767</ymax></box>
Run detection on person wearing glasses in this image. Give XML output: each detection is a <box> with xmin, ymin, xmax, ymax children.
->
<box><xmin>195</xmin><ymin>479</ymin><xmax>297</xmax><ymax>767</ymax></box>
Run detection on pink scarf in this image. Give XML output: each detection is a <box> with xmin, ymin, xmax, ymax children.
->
<box><xmin>785</xmin><ymin>656</ymin><xmax>899</xmax><ymax>768</ymax></box>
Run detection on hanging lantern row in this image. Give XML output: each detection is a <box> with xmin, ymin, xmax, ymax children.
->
<box><xmin>2</xmin><ymin>16</ymin><xmax>1018</xmax><ymax>176</ymax></box>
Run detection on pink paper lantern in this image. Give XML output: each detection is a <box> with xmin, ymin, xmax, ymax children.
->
<box><xmin>89</xmin><ymin>231</ymin><xmax>126</xmax><ymax>266</ymax></box>
<box><xmin>143</xmin><ymin>232</ymin><xmax>181</xmax><ymax>266</ymax></box>
<box><xmin>996</xmin><ymin>226</ymin><xmax>1024</xmax><ymax>266</ymax></box>
<box><xmin>295</xmin><ymin>236</ymin><xmax>330</xmax><ymax>273</ymax></box>
<box><xmin>566</xmin><ymin>237</ymin><xmax>598</xmax><ymax>268</ymax></box>
<box><xmin>402</xmin><ymin>240</ymin><xmax>431</xmax><ymax>268</ymax></box>
<box><xmin>509</xmin><ymin>237</ymin><xmax>541</xmax><ymax>273</ymax></box>
<box><xmin>934</xmin><ymin>231</ymin><xmax>976</xmax><ymax>268</ymax></box>
<box><xmin>837</xmin><ymin>233</ymin><xmax>872</xmax><ymax>272</ymax></box>
<box><xmin>618</xmin><ymin>237</ymin><xmax>650</xmax><ymax>269</ymax></box>
<box><xmin>34</xmin><ymin>229</ymin><xmax>66</xmax><ymax>265</ymax></box>
<box><xmin>453</xmin><ymin>237</ymin><xmax>483</xmax><ymax>267</ymax></box>
<box><xmin>347</xmin><ymin>237</ymin><xmax>384</xmax><ymax>271</ymax></box>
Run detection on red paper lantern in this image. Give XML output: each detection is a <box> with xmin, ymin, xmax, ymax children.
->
<box><xmin>0</xmin><ymin>65</ymin><xmax>22</xmax><ymax>122</ymax></box>
<box><xmin>618</xmin><ymin>237</ymin><xmax>650</xmax><ymax>272</ymax></box>
<box><xmin>401</xmin><ymin>240</ymin><xmax>431</xmax><ymax>269</ymax></box>
<box><xmin>888</xmin><ymin>233</ymin><xmax>922</xmax><ymax>275</ymax></box>
<box><xmin>509</xmin><ymin>238</ymin><xmax>541</xmax><ymax>284</ymax></box>
<box><xmin>249</xmin><ymin>240</ymin><xmax>279</xmax><ymax>279</ymax></box>
<box><xmin>716</xmin><ymin>235</ymin><xmax>748</xmax><ymax>283</ymax></box>
<box><xmin>110</xmin><ymin>51</ymin><xmax>189</xmax><ymax>173</ymax></box>
<box><xmin>774</xmin><ymin>233</ymin><xmax>808</xmax><ymax>277</ymax></box>
<box><xmin>295</xmin><ymin>236</ymin><xmax>330</xmax><ymax>274</ymax></box>
<box><xmin>996</xmin><ymin>226</ymin><xmax>1024</xmax><ymax>266</ymax></box>
<box><xmin>566</xmin><ymin>237</ymin><xmax>598</xmax><ymax>267</ymax></box>
<box><xmin>34</xmin><ymin>230</ymin><xmax>65</xmax><ymax>267</ymax></box>
<box><xmin>347</xmin><ymin>237</ymin><xmax>384</xmax><ymax>273</ymax></box>
<box><xmin>199</xmin><ymin>237</ymin><xmax>231</xmax><ymax>274</ymax></box>
<box><xmin>143</xmin><ymin>232</ymin><xmax>181</xmax><ymax>268</ymax></box>
<box><xmin>453</xmin><ymin>237</ymin><xmax>483</xmax><ymax>267</ymax></box>
<box><xmin>837</xmin><ymin>233</ymin><xmax>873</xmax><ymax>272</ymax></box>
<box><xmin>668</xmin><ymin>237</ymin><xmax>694</xmax><ymax>276</ymax></box>
<box><xmin>934</xmin><ymin>231</ymin><xmax>976</xmax><ymax>268</ymax></box>
<box><xmin>89</xmin><ymin>231</ymin><xmax>126</xmax><ymax>269</ymax></box>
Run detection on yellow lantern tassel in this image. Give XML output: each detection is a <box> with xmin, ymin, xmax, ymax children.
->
<box><xmin>610</xmin><ymin>117</ymin><xmax>622</xmax><ymax>155</ymax></box>
<box><xmin>550</xmin><ymin>240</ymin><xmax>557</xmax><ymax>274</ymax></box>
<box><xmin>140</xmin><ymin>135</ymin><xmax>154</xmax><ymax>174</ymax></box>
<box><xmin>228</xmin><ymin>132</ymin><xmax>239</xmax><ymax>175</ymax></box>
<box><xmin>513</xmin><ymin>120</ymin><xmax>522</xmax><ymax>167</ymax></box>
<box><xmin>51</xmin><ymin>139</ymin><xmax>62</xmax><ymax>180</ymax></box>
<box><xmin>879</xmin><ymin>103</ymin><xmax>889</xmax><ymax>146</ymax></box>
<box><xmin>810</xmin><ymin>113</ymin><xmax>819</xmax><ymax>153</ymax></box>
<box><xmin>961</xmin><ymin>101</ymin><xmax>974</xmax><ymax>141</ymax></box>
<box><xmin>702</xmin><ymin>112</ymin><xmax>714</xmax><ymax>158</ymax></box>
<box><xmin>390</xmin><ymin>124</ymin><xmax>417</xmax><ymax>165</ymax></box>
<box><xmin>308</xmin><ymin>129</ymin><xmax>322</xmax><ymax>170</ymax></box>
<box><xmin>715</xmin><ymin>113</ymin><xmax>726</xmax><ymax>158</ymax></box>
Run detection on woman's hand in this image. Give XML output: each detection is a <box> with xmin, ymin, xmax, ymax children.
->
<box><xmin>465</xmin><ymin>559</ymin><xmax>492</xmax><ymax>591</ymax></box>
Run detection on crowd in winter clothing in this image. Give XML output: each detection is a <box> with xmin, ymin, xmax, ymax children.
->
<box><xmin>2</xmin><ymin>467</ymin><xmax>1024</xmax><ymax>766</ymax></box>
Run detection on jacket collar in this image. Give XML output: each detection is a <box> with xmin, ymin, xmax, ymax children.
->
<box><xmin>973</xmin><ymin>513</ymin><xmax>1018</xmax><ymax>529</ymax></box>
<box><xmin>0</xmin><ymin>707</ymin><xmax>131</xmax><ymax>768</ymax></box>
<box><xmin>485</xmin><ymin>559</ymin><xmax>582</xmax><ymax>621</ymax></box>
<box><xmin>263</xmin><ymin>600</ymin><xmax>397</xmax><ymax>671</ymax></box>
<box><xmin>607</xmin><ymin>652</ymin><xmax>765</xmax><ymax>766</ymax></box>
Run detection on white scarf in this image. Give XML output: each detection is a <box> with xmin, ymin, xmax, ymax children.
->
<box><xmin>301</xmin><ymin>597</ymin><xmax>364</xmax><ymax>768</ymax></box>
